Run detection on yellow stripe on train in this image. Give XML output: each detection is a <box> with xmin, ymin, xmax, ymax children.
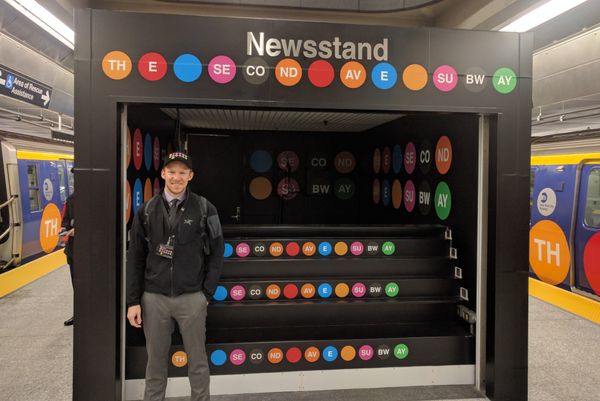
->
<box><xmin>531</xmin><ymin>152</ymin><xmax>600</xmax><ymax>166</ymax></box>
<box><xmin>16</xmin><ymin>150</ymin><xmax>74</xmax><ymax>161</ymax></box>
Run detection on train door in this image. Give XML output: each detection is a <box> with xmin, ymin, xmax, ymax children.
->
<box><xmin>573</xmin><ymin>162</ymin><xmax>600</xmax><ymax>299</ymax></box>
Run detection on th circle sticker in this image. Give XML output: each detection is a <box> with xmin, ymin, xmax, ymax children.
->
<box><xmin>537</xmin><ymin>188</ymin><xmax>557</xmax><ymax>217</ymax></box>
<box><xmin>529</xmin><ymin>220</ymin><xmax>570</xmax><ymax>286</ymax></box>
<box><xmin>39</xmin><ymin>203</ymin><xmax>62</xmax><ymax>253</ymax></box>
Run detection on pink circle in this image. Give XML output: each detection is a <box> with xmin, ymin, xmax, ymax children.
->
<box><xmin>153</xmin><ymin>177</ymin><xmax>160</xmax><ymax>196</ymax></box>
<box><xmin>350</xmin><ymin>241</ymin><xmax>364</xmax><ymax>256</ymax></box>
<box><xmin>404</xmin><ymin>142</ymin><xmax>416</xmax><ymax>174</ymax></box>
<box><xmin>352</xmin><ymin>282</ymin><xmax>367</xmax><ymax>297</ymax></box>
<box><xmin>277</xmin><ymin>178</ymin><xmax>300</xmax><ymax>200</ymax></box>
<box><xmin>236</xmin><ymin>242</ymin><xmax>251</xmax><ymax>257</ymax></box>
<box><xmin>277</xmin><ymin>151</ymin><xmax>300</xmax><ymax>172</ymax></box>
<box><xmin>208</xmin><ymin>55</ymin><xmax>237</xmax><ymax>84</ymax></box>
<box><xmin>133</xmin><ymin>128</ymin><xmax>143</xmax><ymax>170</ymax></box>
<box><xmin>433</xmin><ymin>65</ymin><xmax>458</xmax><ymax>92</ymax></box>
<box><xmin>358</xmin><ymin>345</ymin><xmax>374</xmax><ymax>361</ymax></box>
<box><xmin>404</xmin><ymin>180</ymin><xmax>416</xmax><ymax>212</ymax></box>
<box><xmin>230</xmin><ymin>285</ymin><xmax>246</xmax><ymax>301</ymax></box>
<box><xmin>153</xmin><ymin>137</ymin><xmax>160</xmax><ymax>170</ymax></box>
<box><xmin>230</xmin><ymin>349</ymin><xmax>246</xmax><ymax>366</ymax></box>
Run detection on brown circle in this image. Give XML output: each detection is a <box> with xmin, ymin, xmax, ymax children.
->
<box><xmin>334</xmin><ymin>151</ymin><xmax>356</xmax><ymax>174</ymax></box>
<box><xmin>172</xmin><ymin>351</ymin><xmax>188</xmax><ymax>367</ymax></box>
<box><xmin>249</xmin><ymin>177</ymin><xmax>272</xmax><ymax>200</ymax></box>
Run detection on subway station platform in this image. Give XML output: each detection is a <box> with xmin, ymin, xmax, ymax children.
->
<box><xmin>1</xmin><ymin>265</ymin><xmax>599</xmax><ymax>401</ymax></box>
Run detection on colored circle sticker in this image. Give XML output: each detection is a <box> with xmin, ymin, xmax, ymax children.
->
<box><xmin>341</xmin><ymin>345</ymin><xmax>356</xmax><ymax>361</ymax></box>
<box><xmin>385</xmin><ymin>282</ymin><xmax>399</xmax><ymax>297</ymax></box>
<box><xmin>529</xmin><ymin>220</ymin><xmax>570</xmax><ymax>286</ymax></box>
<box><xmin>418</xmin><ymin>180</ymin><xmax>432</xmax><ymax>216</ymax></box>
<box><xmin>352</xmin><ymin>282</ymin><xmax>367</xmax><ymax>298</ymax></box>
<box><xmin>463</xmin><ymin>66</ymin><xmax>487</xmax><ymax>93</ymax></box>
<box><xmin>153</xmin><ymin>178</ymin><xmax>160</xmax><ymax>196</ymax></box>
<box><xmin>373</xmin><ymin>148</ymin><xmax>381</xmax><ymax>174</ymax></box>
<box><xmin>322</xmin><ymin>346</ymin><xmax>338</xmax><ymax>362</ymax></box>
<box><xmin>301</xmin><ymin>283</ymin><xmax>316</xmax><ymax>298</ymax></box>
<box><xmin>377</xmin><ymin>344</ymin><xmax>391</xmax><ymax>360</ymax></box>
<box><xmin>308</xmin><ymin>152</ymin><xmax>329</xmax><ymax>170</ymax></box>
<box><xmin>213</xmin><ymin>286</ymin><xmax>228</xmax><ymax>302</ymax></box>
<box><xmin>359</xmin><ymin>345</ymin><xmax>374</xmax><ymax>361</ymax></box>
<box><xmin>286</xmin><ymin>242</ymin><xmax>300</xmax><ymax>257</ymax></box>
<box><xmin>277</xmin><ymin>178</ymin><xmax>300</xmax><ymax>200</ymax></box>
<box><xmin>283</xmin><ymin>284</ymin><xmax>299</xmax><ymax>299</ymax></box>
<box><xmin>236</xmin><ymin>242</ymin><xmax>251</xmax><ymax>257</ymax></box>
<box><xmin>172</xmin><ymin>351</ymin><xmax>188</xmax><ymax>367</ymax></box>
<box><xmin>125</xmin><ymin>181</ymin><xmax>131</xmax><ymax>224</ymax></box>
<box><xmin>305</xmin><ymin>346</ymin><xmax>320</xmax><ymax>362</ymax></box>
<box><xmin>318</xmin><ymin>242</ymin><xmax>332</xmax><ymax>256</ymax></box>
<box><xmin>435</xmin><ymin>136</ymin><xmax>452</xmax><ymax>174</ymax></box>
<box><xmin>335</xmin><ymin>283</ymin><xmax>350</xmax><ymax>298</ymax></box>
<box><xmin>39</xmin><ymin>203</ymin><xmax>62</xmax><ymax>253</ymax></box>
<box><xmin>230</xmin><ymin>349</ymin><xmax>246</xmax><ymax>366</ymax></box>
<box><xmin>392</xmin><ymin>144</ymin><xmax>403</xmax><ymax>174</ymax></box>
<box><xmin>404</xmin><ymin>180</ymin><xmax>416</xmax><ymax>213</ymax></box>
<box><xmin>102</xmin><ymin>51</ymin><xmax>132</xmax><ymax>80</ymax></box>
<box><xmin>243</xmin><ymin>57</ymin><xmax>270</xmax><ymax>85</ymax></box>
<box><xmin>249</xmin><ymin>349</ymin><xmax>265</xmax><ymax>364</ymax></box>
<box><xmin>266</xmin><ymin>284</ymin><xmax>281</xmax><ymax>300</ymax></box>
<box><xmin>308</xmin><ymin>60</ymin><xmax>335</xmax><ymax>88</ymax></box>
<box><xmin>372</xmin><ymin>62</ymin><xmax>397</xmax><ymax>90</ymax></box>
<box><xmin>367</xmin><ymin>242</ymin><xmax>379</xmax><ymax>255</ymax></box>
<box><xmin>249</xmin><ymin>177</ymin><xmax>272</xmax><ymax>200</ymax></box>
<box><xmin>133</xmin><ymin>128</ymin><xmax>143</xmax><ymax>170</ymax></box>
<box><xmin>318</xmin><ymin>283</ymin><xmax>332</xmax><ymax>298</ymax></box>
<box><xmin>382</xmin><ymin>241</ymin><xmax>395</xmax><ymax>256</ymax></box>
<box><xmin>402</xmin><ymin>64</ymin><xmax>428</xmax><ymax>91</ymax></box>
<box><xmin>537</xmin><ymin>188</ymin><xmax>557</xmax><ymax>217</ymax></box>
<box><xmin>248</xmin><ymin>284</ymin><xmax>263</xmax><ymax>300</ymax></box>
<box><xmin>173</xmin><ymin>54</ymin><xmax>202</xmax><ymax>82</ymax></box>
<box><xmin>493</xmin><ymin>67</ymin><xmax>517</xmax><ymax>94</ymax></box>
<box><xmin>133</xmin><ymin>178</ymin><xmax>143</xmax><ymax>214</ymax></box>
<box><xmin>224</xmin><ymin>243</ymin><xmax>234</xmax><ymax>258</ymax></box>
<box><xmin>210</xmin><ymin>350</ymin><xmax>227</xmax><ymax>366</ymax></box>
<box><xmin>153</xmin><ymin>137</ymin><xmax>161</xmax><ymax>170</ymax></box>
<box><xmin>392</xmin><ymin>179</ymin><xmax>402</xmax><ymax>210</ymax></box>
<box><xmin>372</xmin><ymin>179</ymin><xmax>381</xmax><ymax>205</ymax></box>
<box><xmin>144</xmin><ymin>134</ymin><xmax>152</xmax><ymax>171</ymax></box>
<box><xmin>138</xmin><ymin>52</ymin><xmax>167</xmax><ymax>81</ymax></box>
<box><xmin>394</xmin><ymin>344</ymin><xmax>409</xmax><ymax>360</ymax></box>
<box><xmin>250</xmin><ymin>150</ymin><xmax>273</xmax><ymax>173</ymax></box>
<box><xmin>350</xmin><ymin>241</ymin><xmax>364</xmax><ymax>256</ymax></box>
<box><xmin>433</xmin><ymin>65</ymin><xmax>458</xmax><ymax>92</ymax></box>
<box><xmin>418</xmin><ymin>140</ymin><xmax>433</xmax><ymax>174</ymax></box>
<box><xmin>583</xmin><ymin>232</ymin><xmax>600</xmax><ymax>295</ymax></box>
<box><xmin>144</xmin><ymin>178</ymin><xmax>153</xmax><ymax>202</ymax></box>
<box><xmin>42</xmin><ymin>178</ymin><xmax>53</xmax><ymax>201</ymax></box>
<box><xmin>369</xmin><ymin>283</ymin><xmax>383</xmax><ymax>297</ymax></box>
<box><xmin>334</xmin><ymin>178</ymin><xmax>355</xmax><ymax>200</ymax></box>
<box><xmin>277</xmin><ymin>151</ymin><xmax>300</xmax><ymax>172</ymax></box>
<box><xmin>434</xmin><ymin>181</ymin><xmax>452</xmax><ymax>220</ymax></box>
<box><xmin>382</xmin><ymin>146</ymin><xmax>391</xmax><ymax>174</ymax></box>
<box><xmin>302</xmin><ymin>242</ymin><xmax>317</xmax><ymax>256</ymax></box>
<box><xmin>334</xmin><ymin>151</ymin><xmax>356</xmax><ymax>174</ymax></box>
<box><xmin>334</xmin><ymin>242</ymin><xmax>348</xmax><ymax>256</ymax></box>
<box><xmin>230</xmin><ymin>285</ymin><xmax>246</xmax><ymax>301</ymax></box>
<box><xmin>340</xmin><ymin>61</ymin><xmax>366</xmax><ymax>89</ymax></box>
<box><xmin>404</xmin><ymin>142</ymin><xmax>416</xmax><ymax>174</ymax></box>
<box><xmin>208</xmin><ymin>55</ymin><xmax>236</xmax><ymax>84</ymax></box>
<box><xmin>382</xmin><ymin>179</ymin><xmax>391</xmax><ymax>207</ymax></box>
<box><xmin>286</xmin><ymin>347</ymin><xmax>302</xmax><ymax>363</ymax></box>
<box><xmin>275</xmin><ymin>58</ymin><xmax>302</xmax><ymax>87</ymax></box>
<box><xmin>269</xmin><ymin>242</ymin><xmax>284</xmax><ymax>257</ymax></box>
<box><xmin>268</xmin><ymin>348</ymin><xmax>284</xmax><ymax>364</ymax></box>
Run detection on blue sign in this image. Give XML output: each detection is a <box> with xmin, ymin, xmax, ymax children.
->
<box><xmin>210</xmin><ymin>350</ymin><xmax>227</xmax><ymax>366</ymax></box>
<box><xmin>133</xmin><ymin>179</ymin><xmax>143</xmax><ymax>213</ymax></box>
<box><xmin>322</xmin><ymin>346</ymin><xmax>338</xmax><ymax>362</ymax></box>
<box><xmin>371</xmin><ymin>62</ymin><xmax>397</xmax><ymax>90</ymax></box>
<box><xmin>318</xmin><ymin>241</ymin><xmax>332</xmax><ymax>256</ymax></box>
<box><xmin>224</xmin><ymin>243</ymin><xmax>234</xmax><ymax>257</ymax></box>
<box><xmin>318</xmin><ymin>283</ymin><xmax>332</xmax><ymax>298</ymax></box>
<box><xmin>174</xmin><ymin>54</ymin><xmax>202</xmax><ymax>82</ymax></box>
<box><xmin>213</xmin><ymin>286</ymin><xmax>228</xmax><ymax>302</ymax></box>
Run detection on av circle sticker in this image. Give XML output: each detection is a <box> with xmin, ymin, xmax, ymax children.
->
<box><xmin>493</xmin><ymin>67</ymin><xmax>517</xmax><ymax>94</ymax></box>
<box><xmin>133</xmin><ymin>128</ymin><xmax>143</xmax><ymax>170</ymax></box>
<box><xmin>404</xmin><ymin>180</ymin><xmax>416</xmax><ymax>212</ymax></box>
<box><xmin>334</xmin><ymin>151</ymin><xmax>356</xmax><ymax>174</ymax></box>
<box><xmin>463</xmin><ymin>66</ymin><xmax>487</xmax><ymax>92</ymax></box>
<box><xmin>340</xmin><ymin>61</ymin><xmax>366</xmax><ymax>89</ymax></box>
<box><xmin>102</xmin><ymin>51</ymin><xmax>132</xmax><ymax>80</ymax></box>
<box><xmin>277</xmin><ymin>178</ymin><xmax>300</xmax><ymax>200</ymax></box>
<box><xmin>308</xmin><ymin>60</ymin><xmax>335</xmax><ymax>88</ymax></box>
<box><xmin>371</xmin><ymin>62</ymin><xmax>397</xmax><ymax>90</ymax></box>
<box><xmin>39</xmin><ymin>203</ymin><xmax>62</xmax><ymax>253</ymax></box>
<box><xmin>404</xmin><ymin>142</ymin><xmax>416</xmax><ymax>174</ymax></box>
<box><xmin>537</xmin><ymin>188</ymin><xmax>557</xmax><ymax>217</ymax></box>
<box><xmin>433</xmin><ymin>65</ymin><xmax>458</xmax><ymax>92</ymax></box>
<box><xmin>208</xmin><ymin>55</ymin><xmax>237</xmax><ymax>84</ymax></box>
<box><xmin>392</xmin><ymin>144</ymin><xmax>403</xmax><ymax>174</ymax></box>
<box><xmin>305</xmin><ymin>347</ymin><xmax>320</xmax><ymax>362</ymax></box>
<box><xmin>138</xmin><ymin>52</ymin><xmax>167</xmax><ymax>81</ymax></box>
<box><xmin>275</xmin><ymin>58</ymin><xmax>302</xmax><ymax>86</ymax></box>
<box><xmin>243</xmin><ymin>57</ymin><xmax>270</xmax><ymax>85</ymax></box>
<box><xmin>529</xmin><ymin>220</ymin><xmax>570</xmax><ymax>286</ymax></box>
<box><xmin>277</xmin><ymin>151</ymin><xmax>299</xmax><ymax>172</ymax></box>
<box><xmin>583</xmin><ymin>232</ymin><xmax>600</xmax><ymax>295</ymax></box>
<box><xmin>434</xmin><ymin>181</ymin><xmax>452</xmax><ymax>220</ymax></box>
<box><xmin>301</xmin><ymin>283</ymin><xmax>316</xmax><ymax>298</ymax></box>
<box><xmin>435</xmin><ymin>136</ymin><xmax>452</xmax><ymax>174</ymax></box>
<box><xmin>43</xmin><ymin>178</ymin><xmax>53</xmax><ymax>201</ymax></box>
<box><xmin>173</xmin><ymin>54</ymin><xmax>202</xmax><ymax>82</ymax></box>
<box><xmin>334</xmin><ymin>178</ymin><xmax>355</xmax><ymax>200</ymax></box>
<box><xmin>302</xmin><ymin>242</ymin><xmax>317</xmax><ymax>256</ymax></box>
<box><xmin>250</xmin><ymin>150</ymin><xmax>273</xmax><ymax>173</ymax></box>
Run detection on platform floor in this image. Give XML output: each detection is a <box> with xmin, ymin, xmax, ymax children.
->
<box><xmin>1</xmin><ymin>266</ymin><xmax>599</xmax><ymax>401</ymax></box>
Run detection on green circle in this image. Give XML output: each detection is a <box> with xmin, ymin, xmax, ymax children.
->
<box><xmin>385</xmin><ymin>282</ymin><xmax>399</xmax><ymax>297</ymax></box>
<box><xmin>434</xmin><ymin>181</ymin><xmax>451</xmax><ymax>220</ymax></box>
<box><xmin>492</xmin><ymin>67</ymin><xmax>517</xmax><ymax>94</ymax></box>
<box><xmin>334</xmin><ymin>178</ymin><xmax>355</xmax><ymax>200</ymax></box>
<box><xmin>382</xmin><ymin>241</ymin><xmax>395</xmax><ymax>255</ymax></box>
<box><xmin>394</xmin><ymin>344</ymin><xmax>409</xmax><ymax>360</ymax></box>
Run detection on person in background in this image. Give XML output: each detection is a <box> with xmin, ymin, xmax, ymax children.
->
<box><xmin>62</xmin><ymin>177</ymin><xmax>75</xmax><ymax>326</ymax></box>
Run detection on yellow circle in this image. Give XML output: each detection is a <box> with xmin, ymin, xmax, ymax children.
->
<box><xmin>529</xmin><ymin>220</ymin><xmax>570</xmax><ymax>285</ymax></box>
<box><xmin>340</xmin><ymin>345</ymin><xmax>356</xmax><ymax>361</ymax></box>
<box><xmin>102</xmin><ymin>50</ymin><xmax>132</xmax><ymax>80</ymax></box>
<box><xmin>39</xmin><ymin>203</ymin><xmax>62</xmax><ymax>253</ymax></box>
<box><xmin>334</xmin><ymin>242</ymin><xmax>348</xmax><ymax>256</ymax></box>
<box><xmin>249</xmin><ymin>177</ymin><xmax>272</xmax><ymax>200</ymax></box>
<box><xmin>402</xmin><ymin>64</ymin><xmax>428</xmax><ymax>91</ymax></box>
<box><xmin>335</xmin><ymin>283</ymin><xmax>350</xmax><ymax>298</ymax></box>
<box><xmin>172</xmin><ymin>351</ymin><xmax>188</xmax><ymax>367</ymax></box>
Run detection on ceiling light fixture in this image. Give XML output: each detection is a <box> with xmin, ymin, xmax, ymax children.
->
<box><xmin>500</xmin><ymin>0</ymin><xmax>591</xmax><ymax>32</ymax></box>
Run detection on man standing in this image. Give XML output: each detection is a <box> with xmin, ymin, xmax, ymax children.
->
<box><xmin>127</xmin><ymin>152</ymin><xmax>224</xmax><ymax>401</ymax></box>
<box><xmin>62</xmin><ymin>188</ymin><xmax>75</xmax><ymax>326</ymax></box>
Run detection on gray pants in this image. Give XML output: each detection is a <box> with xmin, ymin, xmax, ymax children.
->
<box><xmin>141</xmin><ymin>291</ymin><xmax>210</xmax><ymax>401</ymax></box>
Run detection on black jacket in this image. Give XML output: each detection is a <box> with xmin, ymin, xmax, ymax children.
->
<box><xmin>126</xmin><ymin>190</ymin><xmax>224</xmax><ymax>307</ymax></box>
<box><xmin>61</xmin><ymin>193</ymin><xmax>75</xmax><ymax>259</ymax></box>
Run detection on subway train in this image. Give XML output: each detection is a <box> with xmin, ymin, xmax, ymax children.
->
<box><xmin>0</xmin><ymin>133</ymin><xmax>74</xmax><ymax>272</ymax></box>
<box><xmin>530</xmin><ymin>134</ymin><xmax>600</xmax><ymax>308</ymax></box>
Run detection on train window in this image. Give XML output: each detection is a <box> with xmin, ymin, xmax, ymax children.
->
<box><xmin>584</xmin><ymin>170</ymin><xmax>600</xmax><ymax>228</ymax></box>
<box><xmin>27</xmin><ymin>164</ymin><xmax>42</xmax><ymax>212</ymax></box>
<box><xmin>57</xmin><ymin>164</ymin><xmax>67</xmax><ymax>202</ymax></box>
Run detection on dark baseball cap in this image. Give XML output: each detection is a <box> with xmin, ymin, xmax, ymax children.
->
<box><xmin>164</xmin><ymin>152</ymin><xmax>193</xmax><ymax>169</ymax></box>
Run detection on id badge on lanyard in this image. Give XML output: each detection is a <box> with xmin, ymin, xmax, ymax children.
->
<box><xmin>156</xmin><ymin>235</ymin><xmax>175</xmax><ymax>259</ymax></box>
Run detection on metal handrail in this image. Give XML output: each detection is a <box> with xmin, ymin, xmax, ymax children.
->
<box><xmin>0</xmin><ymin>257</ymin><xmax>15</xmax><ymax>270</ymax></box>
<box><xmin>0</xmin><ymin>196</ymin><xmax>16</xmax><ymax>210</ymax></box>
<box><xmin>0</xmin><ymin>226</ymin><xmax>11</xmax><ymax>241</ymax></box>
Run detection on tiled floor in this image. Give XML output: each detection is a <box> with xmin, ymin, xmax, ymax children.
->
<box><xmin>1</xmin><ymin>266</ymin><xmax>599</xmax><ymax>401</ymax></box>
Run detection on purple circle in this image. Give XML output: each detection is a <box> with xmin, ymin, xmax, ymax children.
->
<box><xmin>208</xmin><ymin>55</ymin><xmax>237</xmax><ymax>84</ymax></box>
<box><xmin>230</xmin><ymin>285</ymin><xmax>246</xmax><ymax>301</ymax></box>
<box><xmin>404</xmin><ymin>142</ymin><xmax>416</xmax><ymax>174</ymax></box>
<box><xmin>277</xmin><ymin>178</ymin><xmax>300</xmax><ymax>200</ymax></box>
<box><xmin>433</xmin><ymin>65</ymin><xmax>458</xmax><ymax>92</ymax></box>
<box><xmin>230</xmin><ymin>349</ymin><xmax>246</xmax><ymax>366</ymax></box>
<box><xmin>236</xmin><ymin>242</ymin><xmax>251</xmax><ymax>257</ymax></box>
<box><xmin>352</xmin><ymin>282</ymin><xmax>367</xmax><ymax>298</ymax></box>
<box><xmin>350</xmin><ymin>241</ymin><xmax>364</xmax><ymax>256</ymax></box>
<box><xmin>358</xmin><ymin>345</ymin><xmax>374</xmax><ymax>361</ymax></box>
<box><xmin>404</xmin><ymin>180</ymin><xmax>416</xmax><ymax>212</ymax></box>
<box><xmin>277</xmin><ymin>151</ymin><xmax>300</xmax><ymax>172</ymax></box>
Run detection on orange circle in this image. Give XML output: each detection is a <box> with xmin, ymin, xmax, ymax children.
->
<box><xmin>373</xmin><ymin>148</ymin><xmax>381</xmax><ymax>174</ymax></box>
<box><xmin>341</xmin><ymin>345</ymin><xmax>356</xmax><ymax>361</ymax></box>
<box><xmin>335</xmin><ymin>283</ymin><xmax>350</xmax><ymax>298</ymax></box>
<box><xmin>304</xmin><ymin>346</ymin><xmax>320</xmax><ymax>362</ymax></box>
<box><xmin>269</xmin><ymin>242</ymin><xmax>284</xmax><ymax>257</ymax></box>
<box><xmin>39</xmin><ymin>203</ymin><xmax>62</xmax><ymax>253</ymax></box>
<box><xmin>340</xmin><ymin>61</ymin><xmax>366</xmax><ymax>89</ymax></box>
<box><xmin>144</xmin><ymin>178</ymin><xmax>153</xmax><ymax>202</ymax></box>
<box><xmin>268</xmin><ymin>348</ymin><xmax>284</xmax><ymax>364</ymax></box>
<box><xmin>392</xmin><ymin>180</ymin><xmax>403</xmax><ymax>209</ymax></box>
<box><xmin>402</xmin><ymin>64</ymin><xmax>428</xmax><ymax>91</ymax></box>
<box><xmin>435</xmin><ymin>136</ymin><xmax>453</xmax><ymax>174</ymax></box>
<box><xmin>102</xmin><ymin>50</ymin><xmax>132</xmax><ymax>80</ymax></box>
<box><xmin>249</xmin><ymin>177</ymin><xmax>272</xmax><ymax>200</ymax></box>
<box><xmin>529</xmin><ymin>220</ymin><xmax>570</xmax><ymax>285</ymax></box>
<box><xmin>266</xmin><ymin>284</ymin><xmax>281</xmax><ymax>300</ymax></box>
<box><xmin>126</xmin><ymin>127</ymin><xmax>131</xmax><ymax>167</ymax></box>
<box><xmin>125</xmin><ymin>180</ymin><xmax>131</xmax><ymax>224</ymax></box>
<box><xmin>373</xmin><ymin>179</ymin><xmax>381</xmax><ymax>205</ymax></box>
<box><xmin>334</xmin><ymin>242</ymin><xmax>348</xmax><ymax>256</ymax></box>
<box><xmin>171</xmin><ymin>351</ymin><xmax>188</xmax><ymax>367</ymax></box>
<box><xmin>302</xmin><ymin>242</ymin><xmax>317</xmax><ymax>256</ymax></box>
<box><xmin>275</xmin><ymin>58</ymin><xmax>302</xmax><ymax>86</ymax></box>
<box><xmin>301</xmin><ymin>283</ymin><xmax>316</xmax><ymax>298</ymax></box>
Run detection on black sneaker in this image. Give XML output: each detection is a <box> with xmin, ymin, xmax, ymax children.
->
<box><xmin>64</xmin><ymin>317</ymin><xmax>74</xmax><ymax>326</ymax></box>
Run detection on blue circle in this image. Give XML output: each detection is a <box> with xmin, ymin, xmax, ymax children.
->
<box><xmin>392</xmin><ymin>144</ymin><xmax>403</xmax><ymax>174</ymax></box>
<box><xmin>250</xmin><ymin>150</ymin><xmax>273</xmax><ymax>173</ymax></box>
<box><xmin>174</xmin><ymin>54</ymin><xmax>202</xmax><ymax>82</ymax></box>
<box><xmin>318</xmin><ymin>242</ymin><xmax>332</xmax><ymax>256</ymax></box>
<box><xmin>144</xmin><ymin>134</ymin><xmax>152</xmax><ymax>171</ymax></box>
<box><xmin>322</xmin><ymin>346</ymin><xmax>338</xmax><ymax>362</ymax></box>
<box><xmin>224</xmin><ymin>243</ymin><xmax>234</xmax><ymax>258</ymax></box>
<box><xmin>210</xmin><ymin>350</ymin><xmax>227</xmax><ymax>366</ymax></box>
<box><xmin>382</xmin><ymin>179</ymin><xmax>391</xmax><ymax>207</ymax></box>
<box><xmin>133</xmin><ymin>179</ymin><xmax>143</xmax><ymax>214</ymax></box>
<box><xmin>213</xmin><ymin>286</ymin><xmax>228</xmax><ymax>302</ymax></box>
<box><xmin>318</xmin><ymin>283</ymin><xmax>332</xmax><ymax>298</ymax></box>
<box><xmin>371</xmin><ymin>63</ymin><xmax>397</xmax><ymax>90</ymax></box>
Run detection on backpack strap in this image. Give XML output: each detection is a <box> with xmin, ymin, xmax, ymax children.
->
<box><xmin>198</xmin><ymin>195</ymin><xmax>210</xmax><ymax>256</ymax></box>
<box><xmin>141</xmin><ymin>195</ymin><xmax>161</xmax><ymax>242</ymax></box>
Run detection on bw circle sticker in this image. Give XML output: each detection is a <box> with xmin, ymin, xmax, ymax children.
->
<box><xmin>537</xmin><ymin>188</ymin><xmax>557</xmax><ymax>217</ymax></box>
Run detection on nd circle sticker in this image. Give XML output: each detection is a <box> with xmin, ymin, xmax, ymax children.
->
<box><xmin>537</xmin><ymin>188</ymin><xmax>557</xmax><ymax>217</ymax></box>
<box><xmin>39</xmin><ymin>203</ymin><xmax>62</xmax><ymax>253</ymax></box>
<box><xmin>529</xmin><ymin>220</ymin><xmax>570</xmax><ymax>286</ymax></box>
<box><xmin>43</xmin><ymin>178</ymin><xmax>54</xmax><ymax>201</ymax></box>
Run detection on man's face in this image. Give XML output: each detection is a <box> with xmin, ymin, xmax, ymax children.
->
<box><xmin>161</xmin><ymin>161</ymin><xmax>194</xmax><ymax>195</ymax></box>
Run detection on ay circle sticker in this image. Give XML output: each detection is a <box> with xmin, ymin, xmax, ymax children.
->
<box><xmin>537</xmin><ymin>188</ymin><xmax>557</xmax><ymax>217</ymax></box>
<box><xmin>434</xmin><ymin>181</ymin><xmax>452</xmax><ymax>220</ymax></box>
<box><xmin>334</xmin><ymin>178</ymin><xmax>355</xmax><ymax>200</ymax></box>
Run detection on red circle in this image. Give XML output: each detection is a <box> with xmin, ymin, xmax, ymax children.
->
<box><xmin>286</xmin><ymin>242</ymin><xmax>300</xmax><ymax>256</ymax></box>
<box><xmin>308</xmin><ymin>60</ymin><xmax>334</xmax><ymax>88</ymax></box>
<box><xmin>286</xmin><ymin>347</ymin><xmax>302</xmax><ymax>363</ymax></box>
<box><xmin>133</xmin><ymin>128</ymin><xmax>143</xmax><ymax>170</ymax></box>
<box><xmin>138</xmin><ymin>52</ymin><xmax>167</xmax><ymax>81</ymax></box>
<box><xmin>283</xmin><ymin>284</ymin><xmax>299</xmax><ymax>299</ymax></box>
<box><xmin>583</xmin><ymin>232</ymin><xmax>600</xmax><ymax>295</ymax></box>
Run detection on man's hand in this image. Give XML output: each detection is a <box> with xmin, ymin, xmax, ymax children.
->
<box><xmin>127</xmin><ymin>305</ymin><xmax>143</xmax><ymax>328</ymax></box>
